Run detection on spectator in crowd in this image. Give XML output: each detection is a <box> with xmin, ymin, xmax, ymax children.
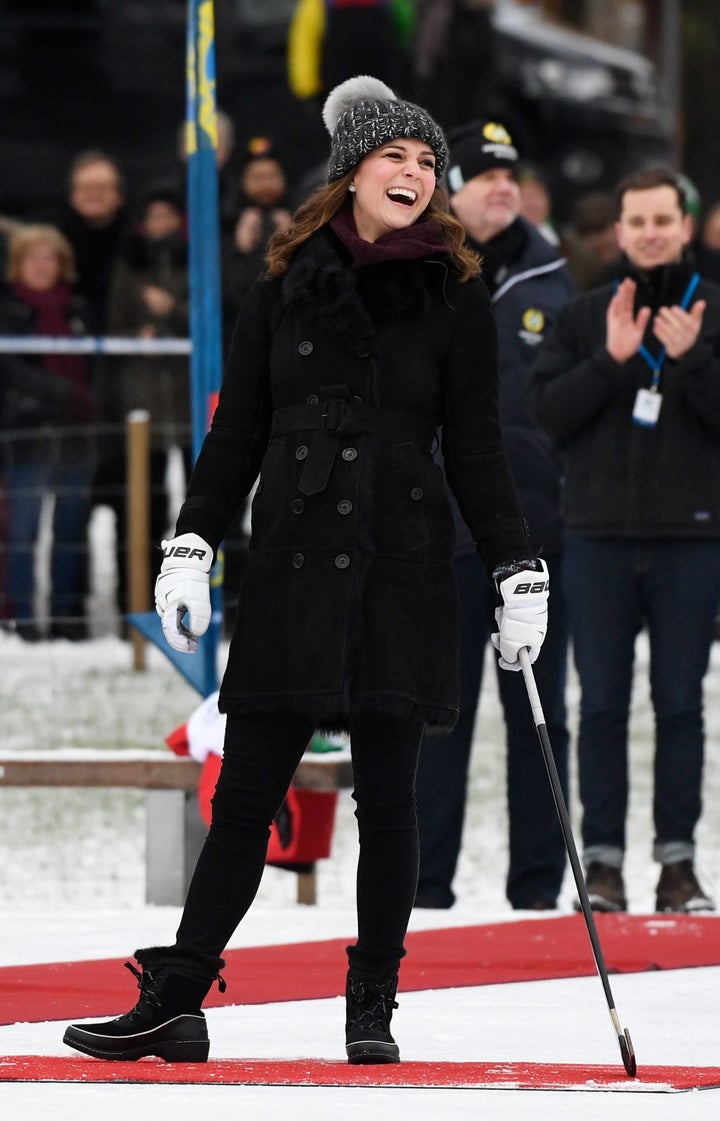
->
<box><xmin>63</xmin><ymin>75</ymin><xmax>547</xmax><ymax>1067</ymax></box>
<box><xmin>527</xmin><ymin>168</ymin><xmax>720</xmax><ymax>914</ymax></box>
<box><xmin>222</xmin><ymin>137</ymin><xmax>292</xmax><ymax>330</ymax></box>
<box><xmin>414</xmin><ymin>119</ymin><xmax>574</xmax><ymax>911</ymax></box>
<box><xmin>561</xmin><ymin>190</ymin><xmax>620</xmax><ymax>291</ymax></box>
<box><xmin>100</xmin><ymin>187</ymin><xmax>191</xmax><ymax>611</ymax></box>
<box><xmin>57</xmin><ymin>150</ymin><xmax>129</xmax><ymax>330</ymax></box>
<box><xmin>518</xmin><ymin>165</ymin><xmax>559</xmax><ymax>246</ymax></box>
<box><xmin>0</xmin><ymin>225</ymin><xmax>97</xmax><ymax>640</ymax></box>
<box><xmin>141</xmin><ymin>109</ymin><xmax>239</xmax><ymax>238</ymax></box>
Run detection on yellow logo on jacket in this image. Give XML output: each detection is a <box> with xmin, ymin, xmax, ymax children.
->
<box><xmin>522</xmin><ymin>308</ymin><xmax>545</xmax><ymax>333</ymax></box>
<box><xmin>519</xmin><ymin>308</ymin><xmax>545</xmax><ymax>346</ymax></box>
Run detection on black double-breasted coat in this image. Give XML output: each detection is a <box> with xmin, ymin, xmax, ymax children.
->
<box><xmin>176</xmin><ymin>225</ymin><xmax>530</xmax><ymax>731</ymax></box>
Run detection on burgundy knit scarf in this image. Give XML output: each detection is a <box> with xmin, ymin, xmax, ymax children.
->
<box><xmin>329</xmin><ymin>204</ymin><xmax>451</xmax><ymax>270</ymax></box>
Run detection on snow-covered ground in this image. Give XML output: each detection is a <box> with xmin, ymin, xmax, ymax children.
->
<box><xmin>2</xmin><ymin>629</ymin><xmax>720</xmax><ymax>1117</ymax></box>
<box><xmin>2</xmin><ymin>627</ymin><xmax>720</xmax><ymax>912</ymax></box>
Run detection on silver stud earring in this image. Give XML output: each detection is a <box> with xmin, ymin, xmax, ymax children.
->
<box><xmin>348</xmin><ymin>183</ymin><xmax>356</xmax><ymax>193</ymax></box>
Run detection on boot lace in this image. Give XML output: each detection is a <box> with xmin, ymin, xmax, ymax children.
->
<box><xmin>123</xmin><ymin>958</ymin><xmax>227</xmax><ymax>1020</ymax></box>
<box><xmin>346</xmin><ymin>979</ymin><xmax>398</xmax><ymax>1032</ymax></box>
<box><xmin>124</xmin><ymin>961</ymin><xmax>162</xmax><ymax>1017</ymax></box>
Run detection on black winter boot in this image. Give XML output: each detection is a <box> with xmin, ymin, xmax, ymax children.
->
<box><xmin>345</xmin><ymin>973</ymin><xmax>400</xmax><ymax>1064</ymax></box>
<box><xmin>62</xmin><ymin>946</ymin><xmax>226</xmax><ymax>1062</ymax></box>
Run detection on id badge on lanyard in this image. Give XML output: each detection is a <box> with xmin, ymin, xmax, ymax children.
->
<box><xmin>632</xmin><ymin>272</ymin><xmax>700</xmax><ymax>428</ymax></box>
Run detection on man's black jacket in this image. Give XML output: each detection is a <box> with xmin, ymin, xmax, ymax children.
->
<box><xmin>526</xmin><ymin>257</ymin><xmax>720</xmax><ymax>538</ymax></box>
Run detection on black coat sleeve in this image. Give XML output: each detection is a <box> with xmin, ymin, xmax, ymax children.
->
<box><xmin>441</xmin><ymin>277</ymin><xmax>530</xmax><ymax>570</ymax></box>
<box><xmin>175</xmin><ymin>279</ymin><xmax>275</xmax><ymax>551</ymax></box>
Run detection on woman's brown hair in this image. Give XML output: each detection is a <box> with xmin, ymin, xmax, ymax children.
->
<box><xmin>6</xmin><ymin>224</ymin><xmax>77</xmax><ymax>284</ymax></box>
<box><xmin>265</xmin><ymin>171</ymin><xmax>481</xmax><ymax>282</ymax></box>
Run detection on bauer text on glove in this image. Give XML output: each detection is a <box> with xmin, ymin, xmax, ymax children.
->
<box><xmin>155</xmin><ymin>532</ymin><xmax>213</xmax><ymax>653</ymax></box>
<box><xmin>491</xmin><ymin>558</ymin><xmax>549</xmax><ymax>671</ymax></box>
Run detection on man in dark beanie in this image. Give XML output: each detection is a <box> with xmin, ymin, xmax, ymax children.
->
<box><xmin>415</xmin><ymin>119</ymin><xmax>576</xmax><ymax>911</ymax></box>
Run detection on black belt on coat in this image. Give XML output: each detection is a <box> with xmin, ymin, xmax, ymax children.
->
<box><xmin>271</xmin><ymin>401</ymin><xmax>437</xmax><ymax>496</ymax></box>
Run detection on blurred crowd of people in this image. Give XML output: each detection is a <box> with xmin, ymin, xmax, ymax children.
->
<box><xmin>0</xmin><ymin>125</ymin><xmax>295</xmax><ymax>637</ymax></box>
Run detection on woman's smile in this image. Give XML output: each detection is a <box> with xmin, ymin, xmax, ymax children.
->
<box><xmin>351</xmin><ymin>139</ymin><xmax>437</xmax><ymax>241</ymax></box>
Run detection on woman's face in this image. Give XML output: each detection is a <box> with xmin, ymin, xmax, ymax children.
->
<box><xmin>18</xmin><ymin>243</ymin><xmax>62</xmax><ymax>291</ymax></box>
<box><xmin>143</xmin><ymin>200</ymin><xmax>183</xmax><ymax>240</ymax></box>
<box><xmin>240</xmin><ymin>158</ymin><xmax>287</xmax><ymax>207</ymax></box>
<box><xmin>351</xmin><ymin>139</ymin><xmax>437</xmax><ymax>242</ymax></box>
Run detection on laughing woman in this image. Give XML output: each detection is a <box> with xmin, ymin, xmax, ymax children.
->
<box><xmin>63</xmin><ymin>77</ymin><xmax>548</xmax><ymax>1065</ymax></box>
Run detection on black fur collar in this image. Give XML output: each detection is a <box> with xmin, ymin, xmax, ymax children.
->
<box><xmin>281</xmin><ymin>227</ymin><xmax>442</xmax><ymax>354</ymax></box>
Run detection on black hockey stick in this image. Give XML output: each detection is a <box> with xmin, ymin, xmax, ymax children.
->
<box><xmin>518</xmin><ymin>646</ymin><xmax>637</xmax><ymax>1077</ymax></box>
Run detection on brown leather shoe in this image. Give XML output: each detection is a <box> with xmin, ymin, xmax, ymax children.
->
<box><xmin>655</xmin><ymin>860</ymin><xmax>715</xmax><ymax>913</ymax></box>
<box><xmin>574</xmin><ymin>862</ymin><xmax>627</xmax><ymax>913</ymax></box>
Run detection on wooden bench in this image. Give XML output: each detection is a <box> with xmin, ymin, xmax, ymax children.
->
<box><xmin>0</xmin><ymin>751</ymin><xmax>353</xmax><ymax>907</ymax></box>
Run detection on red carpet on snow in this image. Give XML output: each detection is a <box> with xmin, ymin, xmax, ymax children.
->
<box><xmin>2</xmin><ymin>913</ymin><xmax>719</xmax><ymax>1027</ymax></box>
<box><xmin>2</xmin><ymin>1056</ymin><xmax>720</xmax><ymax>1093</ymax></box>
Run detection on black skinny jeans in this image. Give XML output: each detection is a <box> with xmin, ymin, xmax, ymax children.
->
<box><xmin>175</xmin><ymin>709</ymin><xmax>425</xmax><ymax>980</ymax></box>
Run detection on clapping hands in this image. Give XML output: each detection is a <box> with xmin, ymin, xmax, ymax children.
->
<box><xmin>606</xmin><ymin>277</ymin><xmax>706</xmax><ymax>364</ymax></box>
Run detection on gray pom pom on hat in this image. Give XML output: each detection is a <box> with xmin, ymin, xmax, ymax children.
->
<box><xmin>322</xmin><ymin>75</ymin><xmax>448</xmax><ymax>182</ymax></box>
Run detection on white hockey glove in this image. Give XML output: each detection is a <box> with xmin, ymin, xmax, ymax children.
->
<box><xmin>155</xmin><ymin>533</ymin><xmax>213</xmax><ymax>653</ymax></box>
<box><xmin>491</xmin><ymin>558</ymin><xmax>549</xmax><ymax>672</ymax></box>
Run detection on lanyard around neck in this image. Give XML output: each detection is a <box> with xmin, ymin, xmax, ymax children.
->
<box><xmin>637</xmin><ymin>272</ymin><xmax>700</xmax><ymax>386</ymax></box>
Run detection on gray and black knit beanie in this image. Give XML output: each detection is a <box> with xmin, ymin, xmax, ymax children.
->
<box><xmin>322</xmin><ymin>75</ymin><xmax>448</xmax><ymax>182</ymax></box>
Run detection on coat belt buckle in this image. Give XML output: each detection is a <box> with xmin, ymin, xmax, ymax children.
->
<box><xmin>321</xmin><ymin>399</ymin><xmax>345</xmax><ymax>433</ymax></box>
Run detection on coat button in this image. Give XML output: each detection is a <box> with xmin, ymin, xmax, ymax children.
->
<box><xmin>296</xmin><ymin>445</ymin><xmax>308</xmax><ymax>460</ymax></box>
<box><xmin>352</xmin><ymin>394</ymin><xmax>363</xmax><ymax>404</ymax></box>
<box><xmin>291</xmin><ymin>498</ymin><xmax>305</xmax><ymax>514</ymax></box>
<box><xmin>334</xmin><ymin>554</ymin><xmax>350</xmax><ymax>569</ymax></box>
<box><xmin>292</xmin><ymin>552</ymin><xmax>305</xmax><ymax>569</ymax></box>
<box><xmin>356</xmin><ymin>349</ymin><xmax>369</xmax><ymax>358</ymax></box>
<box><xmin>342</xmin><ymin>447</ymin><xmax>357</xmax><ymax>461</ymax></box>
<box><xmin>306</xmin><ymin>394</ymin><xmax>319</xmax><ymax>404</ymax></box>
<box><xmin>410</xmin><ymin>487</ymin><xmax>424</xmax><ymax>500</ymax></box>
<box><xmin>337</xmin><ymin>500</ymin><xmax>352</xmax><ymax>515</ymax></box>
<box><xmin>298</xmin><ymin>340</ymin><xmax>314</xmax><ymax>356</ymax></box>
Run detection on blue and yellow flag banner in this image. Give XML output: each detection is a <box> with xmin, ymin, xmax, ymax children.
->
<box><xmin>185</xmin><ymin>0</ymin><xmax>223</xmax><ymax>693</ymax></box>
<box><xmin>186</xmin><ymin>0</ymin><xmax>223</xmax><ymax>464</ymax></box>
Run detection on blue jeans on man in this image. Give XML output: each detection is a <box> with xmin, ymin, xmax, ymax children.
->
<box><xmin>415</xmin><ymin>550</ymin><xmax>569</xmax><ymax>909</ymax></box>
<box><xmin>563</xmin><ymin>536</ymin><xmax>720</xmax><ymax>869</ymax></box>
